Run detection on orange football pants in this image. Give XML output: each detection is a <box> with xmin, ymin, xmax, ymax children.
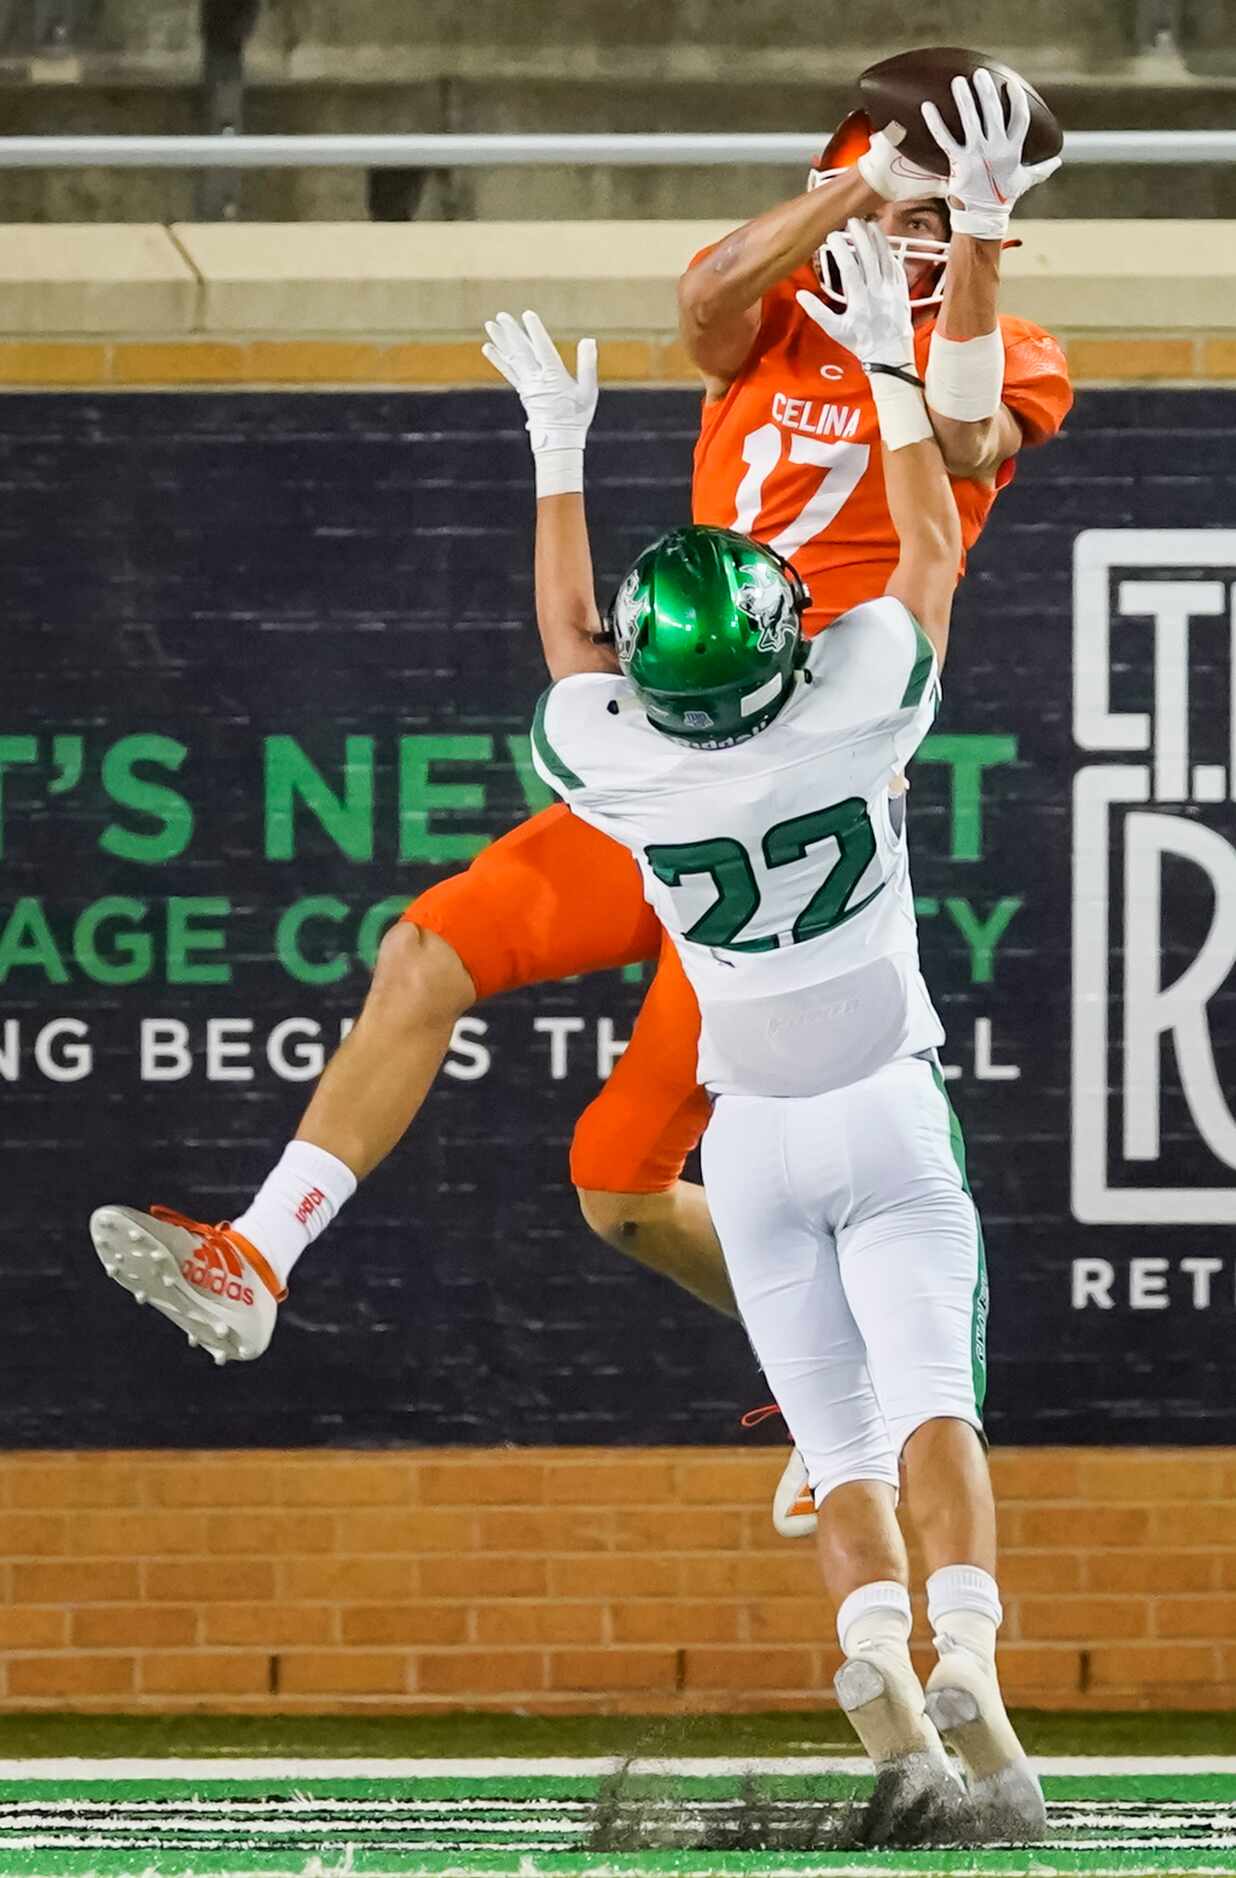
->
<box><xmin>405</xmin><ymin>805</ymin><xmax>711</xmax><ymax>1193</ymax></box>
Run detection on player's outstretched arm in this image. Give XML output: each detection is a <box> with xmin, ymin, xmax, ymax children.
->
<box><xmin>797</xmin><ymin>221</ymin><xmax>960</xmax><ymax>665</ymax></box>
<box><xmin>677</xmin><ymin>126</ymin><xmax>943</xmax><ymax>398</ymax></box>
<box><xmin>928</xmin><ymin>231</ymin><xmax>1021</xmax><ymax>478</ymax></box>
<box><xmin>921</xmin><ymin>71</ymin><xmax>1061</xmax><ymax>479</ymax></box>
<box><xmin>482</xmin><ymin>310</ymin><xmax>619</xmax><ymax>681</ymax></box>
<box><xmin>878</xmin><ymin>379</ymin><xmax>963</xmax><ymax>670</ymax></box>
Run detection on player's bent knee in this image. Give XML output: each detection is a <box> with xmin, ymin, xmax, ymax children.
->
<box><xmin>576</xmin><ymin>1185</ymin><xmax>677</xmax><ymax>1250</ymax></box>
<box><xmin>895</xmin><ymin>1411</ymin><xmax>987</xmax><ymax>1469</ymax></box>
<box><xmin>815</xmin><ymin>1470</ymin><xmax>901</xmax><ymax>1520</ymax></box>
<box><xmin>366</xmin><ymin>922</ymin><xmax>475</xmax><ymax>1028</ymax></box>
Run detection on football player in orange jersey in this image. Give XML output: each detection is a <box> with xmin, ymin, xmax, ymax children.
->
<box><xmin>90</xmin><ymin>73</ymin><xmax>1067</xmax><ymax>1530</ymax></box>
<box><xmin>682</xmin><ymin>74</ymin><xmax>1068</xmax><ymax>633</ymax></box>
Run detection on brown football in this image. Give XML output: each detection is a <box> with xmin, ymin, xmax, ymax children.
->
<box><xmin>857</xmin><ymin>46</ymin><xmax>1063</xmax><ymax>177</ymax></box>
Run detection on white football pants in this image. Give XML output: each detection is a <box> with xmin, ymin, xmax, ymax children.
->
<box><xmin>700</xmin><ymin>1055</ymin><xmax>988</xmax><ymax>1507</ymax></box>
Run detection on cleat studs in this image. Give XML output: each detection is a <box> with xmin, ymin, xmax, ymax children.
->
<box><xmin>213</xmin><ymin>1350</ymin><xmax>227</xmax><ymax>1366</ymax></box>
<box><xmin>187</xmin><ymin>1335</ymin><xmax>198</xmax><ymax>1349</ymax></box>
<box><xmin>128</xmin><ymin>1228</ymin><xmax>143</xmax><ymax>1243</ymax></box>
<box><xmin>134</xmin><ymin>1290</ymin><xmax>147</xmax><ymax>1305</ymax></box>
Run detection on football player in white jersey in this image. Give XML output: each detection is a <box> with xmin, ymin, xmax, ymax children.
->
<box><xmin>484</xmin><ymin>222</ymin><xmax>1043</xmax><ymax>1843</ymax></box>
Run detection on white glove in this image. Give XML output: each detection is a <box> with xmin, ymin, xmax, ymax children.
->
<box><xmin>796</xmin><ymin>218</ymin><xmax>915</xmax><ymax>368</ymax></box>
<box><xmin>797</xmin><ymin>221</ymin><xmax>932</xmax><ymax>451</ymax></box>
<box><xmin>857</xmin><ymin>123</ymin><xmax>947</xmax><ymax>204</ymax></box>
<box><xmin>922</xmin><ymin>70</ymin><xmax>1062</xmax><ymax>240</ymax></box>
<box><xmin>482</xmin><ymin>309</ymin><xmax>598</xmax><ymax>495</ymax></box>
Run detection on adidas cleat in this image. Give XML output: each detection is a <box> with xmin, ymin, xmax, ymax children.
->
<box><xmin>90</xmin><ymin>1204</ymin><xmax>284</xmax><ymax>1365</ymax></box>
<box><xmin>773</xmin><ymin>1447</ymin><xmax>818</xmax><ymax>1538</ymax></box>
<box><xmin>925</xmin><ymin>1644</ymin><xmax>1047</xmax><ymax>1843</ymax></box>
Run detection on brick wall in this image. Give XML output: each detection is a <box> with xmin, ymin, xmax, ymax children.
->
<box><xmin>2</xmin><ymin>1449</ymin><xmax>1232</xmax><ymax>1713</ymax></box>
<box><xmin>0</xmin><ymin>333</ymin><xmax>1231</xmax><ymax>389</ymax></box>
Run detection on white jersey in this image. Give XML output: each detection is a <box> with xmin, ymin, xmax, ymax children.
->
<box><xmin>531</xmin><ymin>595</ymin><xmax>944</xmax><ymax>1098</ymax></box>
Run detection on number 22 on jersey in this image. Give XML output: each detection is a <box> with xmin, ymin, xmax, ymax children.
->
<box><xmin>646</xmin><ymin>797</ymin><xmax>880</xmax><ymax>954</ymax></box>
<box><xmin>733</xmin><ymin>427</ymin><xmax>870</xmax><ymax>561</ymax></box>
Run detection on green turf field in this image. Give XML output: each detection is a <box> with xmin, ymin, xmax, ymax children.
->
<box><xmin>0</xmin><ymin>1714</ymin><xmax>1232</xmax><ymax>1878</ymax></box>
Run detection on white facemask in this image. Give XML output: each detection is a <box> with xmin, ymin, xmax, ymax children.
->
<box><xmin>806</xmin><ymin>166</ymin><xmax>950</xmax><ymax>309</ymax></box>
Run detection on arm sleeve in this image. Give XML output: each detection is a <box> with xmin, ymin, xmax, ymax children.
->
<box><xmin>999</xmin><ymin>321</ymin><xmax>1074</xmax><ymax>449</ymax></box>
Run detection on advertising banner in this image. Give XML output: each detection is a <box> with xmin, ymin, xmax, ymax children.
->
<box><xmin>4</xmin><ymin>388</ymin><xmax>1234</xmax><ymax>1445</ymax></box>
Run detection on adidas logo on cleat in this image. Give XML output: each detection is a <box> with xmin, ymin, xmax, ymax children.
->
<box><xmin>181</xmin><ymin>1257</ymin><xmax>255</xmax><ymax>1306</ymax></box>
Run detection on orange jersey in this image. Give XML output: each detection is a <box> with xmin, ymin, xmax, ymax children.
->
<box><xmin>691</xmin><ymin>260</ymin><xmax>1072</xmax><ymax>633</ymax></box>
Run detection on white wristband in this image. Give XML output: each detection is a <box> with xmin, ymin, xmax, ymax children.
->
<box><xmin>925</xmin><ymin>328</ymin><xmax>1005</xmax><ymax>422</ymax></box>
<box><xmin>534</xmin><ymin>447</ymin><xmax>584</xmax><ymax>497</ymax></box>
<box><xmin>867</xmin><ymin>369</ymin><xmax>934</xmax><ymax>451</ymax></box>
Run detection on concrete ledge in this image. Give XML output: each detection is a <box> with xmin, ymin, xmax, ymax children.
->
<box><xmin>999</xmin><ymin>221</ymin><xmax>1236</xmax><ymax>330</ymax></box>
<box><xmin>170</xmin><ymin>220</ymin><xmax>734</xmax><ymax>336</ymax></box>
<box><xmin>172</xmin><ymin>219</ymin><xmax>1236</xmax><ymax>339</ymax></box>
<box><xmin>0</xmin><ymin>224</ymin><xmax>197</xmax><ymax>335</ymax></box>
<box><xmin>0</xmin><ymin>220</ymin><xmax>1229</xmax><ymax>382</ymax></box>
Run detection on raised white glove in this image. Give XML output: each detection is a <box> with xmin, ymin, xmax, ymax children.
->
<box><xmin>482</xmin><ymin>309</ymin><xmax>598</xmax><ymax>495</ymax></box>
<box><xmin>796</xmin><ymin>220</ymin><xmax>932</xmax><ymax>451</ymax></box>
<box><xmin>921</xmin><ymin>70</ymin><xmax>1062</xmax><ymax>240</ymax></box>
<box><xmin>796</xmin><ymin>218</ymin><xmax>915</xmax><ymax>367</ymax></box>
<box><xmin>856</xmin><ymin>123</ymin><xmax>948</xmax><ymax>204</ymax></box>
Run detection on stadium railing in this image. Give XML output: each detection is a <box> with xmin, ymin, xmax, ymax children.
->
<box><xmin>0</xmin><ymin>131</ymin><xmax>1231</xmax><ymax>168</ymax></box>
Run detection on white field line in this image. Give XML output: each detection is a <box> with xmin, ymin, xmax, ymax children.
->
<box><xmin>5</xmin><ymin>1799</ymin><xmax>1231</xmax><ymax>1819</ymax></box>
<box><xmin>2</xmin><ymin>1817</ymin><xmax>585</xmax><ymax>1836</ymax></box>
<box><xmin>1</xmin><ymin>1755</ymin><xmax>1236</xmax><ymax>1780</ymax></box>
<box><xmin>58</xmin><ymin>1865</ymin><xmax>1232</xmax><ymax>1878</ymax></box>
<box><xmin>12</xmin><ymin>1851</ymin><xmax>1233</xmax><ymax>1865</ymax></box>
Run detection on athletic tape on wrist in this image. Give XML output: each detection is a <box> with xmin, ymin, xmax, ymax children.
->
<box><xmin>534</xmin><ymin>447</ymin><xmax>585</xmax><ymax>498</ymax></box>
<box><xmin>949</xmin><ymin>206</ymin><xmax>1013</xmax><ymax>241</ymax></box>
<box><xmin>925</xmin><ymin>327</ymin><xmax>1005</xmax><ymax>423</ymax></box>
<box><xmin>867</xmin><ymin>369</ymin><xmax>933</xmax><ymax>450</ymax></box>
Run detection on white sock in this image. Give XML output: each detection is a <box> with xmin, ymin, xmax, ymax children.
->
<box><xmin>836</xmin><ymin>1580</ymin><xmax>913</xmax><ymax>1658</ymax></box>
<box><xmin>926</xmin><ymin>1564</ymin><xmax>1002</xmax><ymax>1665</ymax></box>
<box><xmin>230</xmin><ymin>1140</ymin><xmax>357</xmax><ymax>1286</ymax></box>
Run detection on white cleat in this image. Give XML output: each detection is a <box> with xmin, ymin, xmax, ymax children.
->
<box><xmin>925</xmin><ymin>1645</ymin><xmax>1047</xmax><ymax>1843</ymax></box>
<box><xmin>89</xmin><ymin>1204</ymin><xmax>284</xmax><ymax>1366</ymax></box>
<box><xmin>773</xmin><ymin>1447</ymin><xmax>818</xmax><ymax>1538</ymax></box>
<box><xmin>836</xmin><ymin>1645</ymin><xmax>963</xmax><ymax>1844</ymax></box>
<box><xmin>835</xmin><ymin>1643</ymin><xmax>954</xmax><ymax>1773</ymax></box>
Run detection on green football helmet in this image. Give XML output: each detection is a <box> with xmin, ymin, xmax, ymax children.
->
<box><xmin>603</xmin><ymin>526</ymin><xmax>810</xmax><ymax>748</ymax></box>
